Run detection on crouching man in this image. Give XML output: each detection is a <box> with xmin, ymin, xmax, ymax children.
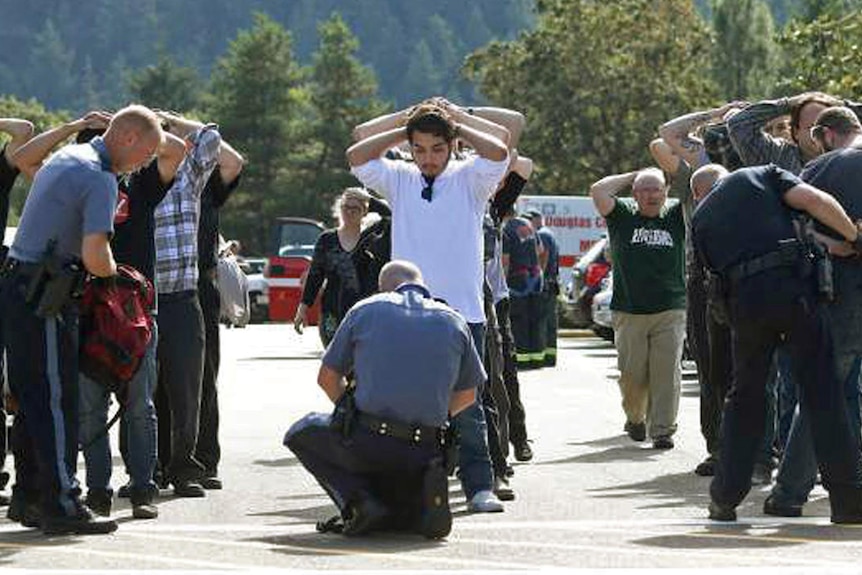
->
<box><xmin>284</xmin><ymin>260</ymin><xmax>483</xmax><ymax>539</ymax></box>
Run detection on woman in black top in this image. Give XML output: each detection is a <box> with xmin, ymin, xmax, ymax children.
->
<box><xmin>294</xmin><ymin>188</ymin><xmax>391</xmax><ymax>346</ymax></box>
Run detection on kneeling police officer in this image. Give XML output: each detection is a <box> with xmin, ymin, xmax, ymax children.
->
<box><xmin>1</xmin><ymin>105</ymin><xmax>163</xmax><ymax>535</ymax></box>
<box><xmin>690</xmin><ymin>163</ymin><xmax>862</xmax><ymax>523</ymax></box>
<box><xmin>284</xmin><ymin>260</ymin><xmax>483</xmax><ymax>538</ymax></box>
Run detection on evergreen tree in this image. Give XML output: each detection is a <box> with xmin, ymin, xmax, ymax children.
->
<box><xmin>127</xmin><ymin>55</ymin><xmax>203</xmax><ymax>112</ymax></box>
<box><xmin>207</xmin><ymin>13</ymin><xmax>306</xmax><ymax>254</ymax></box>
<box><xmin>712</xmin><ymin>0</ymin><xmax>778</xmax><ymax>99</ymax></box>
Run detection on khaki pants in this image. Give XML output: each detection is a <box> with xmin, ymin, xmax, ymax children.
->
<box><xmin>612</xmin><ymin>309</ymin><xmax>686</xmax><ymax>438</ymax></box>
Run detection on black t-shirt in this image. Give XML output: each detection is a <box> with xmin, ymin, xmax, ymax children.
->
<box><xmin>198</xmin><ymin>171</ymin><xmax>240</xmax><ymax>273</ymax></box>
<box><xmin>801</xmin><ymin>147</ymin><xmax>862</xmax><ymax>240</ymax></box>
<box><xmin>111</xmin><ymin>161</ymin><xmax>172</xmax><ymax>284</ymax></box>
<box><xmin>692</xmin><ymin>165</ymin><xmax>801</xmax><ymax>274</ymax></box>
<box><xmin>0</xmin><ymin>145</ymin><xmax>20</xmax><ymax>236</ymax></box>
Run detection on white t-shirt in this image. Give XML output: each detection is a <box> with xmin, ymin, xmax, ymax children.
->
<box><xmin>352</xmin><ymin>154</ymin><xmax>509</xmax><ymax>323</ymax></box>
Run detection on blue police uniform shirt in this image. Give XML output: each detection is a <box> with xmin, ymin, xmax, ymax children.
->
<box><xmin>322</xmin><ymin>283</ymin><xmax>485</xmax><ymax>428</ymax></box>
<box><xmin>11</xmin><ymin>137</ymin><xmax>117</xmax><ymax>263</ymax></box>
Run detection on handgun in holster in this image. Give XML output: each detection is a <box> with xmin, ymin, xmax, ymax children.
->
<box><xmin>24</xmin><ymin>240</ymin><xmax>86</xmax><ymax>319</ymax></box>
<box><xmin>330</xmin><ymin>387</ymin><xmax>358</xmax><ymax>442</ymax></box>
<box><xmin>705</xmin><ymin>272</ymin><xmax>730</xmax><ymax>326</ymax></box>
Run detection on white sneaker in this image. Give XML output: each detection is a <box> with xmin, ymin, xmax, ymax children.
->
<box><xmin>468</xmin><ymin>490</ymin><xmax>504</xmax><ymax>513</ymax></box>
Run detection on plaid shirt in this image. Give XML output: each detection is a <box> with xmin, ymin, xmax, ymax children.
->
<box><xmin>727</xmin><ymin>99</ymin><xmax>803</xmax><ymax>175</ymax></box>
<box><xmin>154</xmin><ymin>125</ymin><xmax>221</xmax><ymax>294</ymax></box>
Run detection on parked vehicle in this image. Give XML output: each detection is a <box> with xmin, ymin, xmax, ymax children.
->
<box><xmin>241</xmin><ymin>257</ymin><xmax>269</xmax><ymax>323</ymax></box>
<box><xmin>590</xmin><ymin>276</ymin><xmax>614</xmax><ymax>341</ymax></box>
<box><xmin>563</xmin><ymin>237</ymin><xmax>611</xmax><ymax>328</ymax></box>
<box><xmin>265</xmin><ymin>217</ymin><xmax>325</xmax><ymax>323</ymax></box>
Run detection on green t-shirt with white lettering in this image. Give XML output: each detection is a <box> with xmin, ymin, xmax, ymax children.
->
<box><xmin>606</xmin><ymin>198</ymin><xmax>686</xmax><ymax>314</ymax></box>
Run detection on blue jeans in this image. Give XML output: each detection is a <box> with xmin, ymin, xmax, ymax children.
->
<box><xmin>80</xmin><ymin>323</ymin><xmax>158</xmax><ymax>496</ymax></box>
<box><xmin>454</xmin><ymin>322</ymin><xmax>494</xmax><ymax>499</ymax></box>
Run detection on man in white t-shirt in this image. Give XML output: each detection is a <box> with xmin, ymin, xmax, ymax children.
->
<box><xmin>348</xmin><ymin>102</ymin><xmax>510</xmax><ymax>512</ymax></box>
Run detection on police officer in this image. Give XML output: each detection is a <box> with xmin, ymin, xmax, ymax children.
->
<box><xmin>284</xmin><ymin>260</ymin><xmax>483</xmax><ymax>539</ymax></box>
<box><xmin>691</xmin><ymin>163</ymin><xmax>862</xmax><ymax>523</ymax></box>
<box><xmin>0</xmin><ymin>105</ymin><xmax>162</xmax><ymax>535</ymax></box>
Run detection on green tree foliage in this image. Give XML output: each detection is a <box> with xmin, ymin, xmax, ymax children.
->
<box><xmin>777</xmin><ymin>12</ymin><xmax>862</xmax><ymax>97</ymax></box>
<box><xmin>127</xmin><ymin>55</ymin><xmax>203</xmax><ymax>112</ymax></box>
<box><xmin>712</xmin><ymin>0</ymin><xmax>778</xmax><ymax>99</ymax></box>
<box><xmin>294</xmin><ymin>13</ymin><xmax>390</xmax><ymax>223</ymax></box>
<box><xmin>207</xmin><ymin>13</ymin><xmax>306</xmax><ymax>254</ymax></box>
<box><xmin>794</xmin><ymin>0</ymin><xmax>862</xmax><ymax>21</ymax></box>
<box><xmin>464</xmin><ymin>0</ymin><xmax>718</xmax><ymax>195</ymax></box>
<box><xmin>0</xmin><ymin>96</ymin><xmax>69</xmax><ymax>224</ymax></box>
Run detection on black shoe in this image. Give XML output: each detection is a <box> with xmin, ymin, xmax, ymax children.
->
<box><xmin>0</xmin><ymin>471</ymin><xmax>9</xmax><ymax>491</ymax></box>
<box><xmin>513</xmin><ymin>440</ymin><xmax>533</xmax><ymax>462</ymax></box>
<box><xmin>624</xmin><ymin>421</ymin><xmax>646</xmax><ymax>442</ymax></box>
<box><xmin>751</xmin><ymin>463</ymin><xmax>773</xmax><ymax>486</ymax></box>
<box><xmin>173</xmin><ymin>481</ymin><xmax>206</xmax><ymax>498</ymax></box>
<box><xmin>829</xmin><ymin>488</ymin><xmax>862</xmax><ymax>524</ymax></box>
<box><xmin>7</xmin><ymin>492</ymin><xmax>41</xmax><ymax>528</ymax></box>
<box><xmin>342</xmin><ymin>497</ymin><xmax>390</xmax><ymax>537</ymax></box>
<box><xmin>200</xmin><ymin>476</ymin><xmax>223</xmax><ymax>490</ymax></box>
<box><xmin>763</xmin><ymin>495</ymin><xmax>802</xmax><ymax>518</ymax></box>
<box><xmin>494</xmin><ymin>477</ymin><xmax>516</xmax><ymax>502</ymax></box>
<box><xmin>0</xmin><ymin>493</ymin><xmax>8</xmax><ymax>506</ymax></box>
<box><xmin>708</xmin><ymin>501</ymin><xmax>737</xmax><ymax>522</ymax></box>
<box><xmin>42</xmin><ymin>504</ymin><xmax>118</xmax><ymax>535</ymax></box>
<box><xmin>117</xmin><ymin>482</ymin><xmax>131</xmax><ymax>499</ymax></box>
<box><xmin>84</xmin><ymin>489</ymin><xmax>113</xmax><ymax>517</ymax></box>
<box><xmin>417</xmin><ymin>461</ymin><xmax>451</xmax><ymax>540</ymax></box>
<box><xmin>130</xmin><ymin>489</ymin><xmax>159</xmax><ymax>520</ymax></box>
<box><xmin>694</xmin><ymin>455</ymin><xmax>716</xmax><ymax>477</ymax></box>
<box><xmin>504</xmin><ymin>464</ymin><xmax>515</xmax><ymax>478</ymax></box>
<box><xmin>652</xmin><ymin>435</ymin><xmax>674</xmax><ymax>450</ymax></box>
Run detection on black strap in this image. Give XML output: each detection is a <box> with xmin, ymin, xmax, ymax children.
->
<box><xmin>357</xmin><ymin>413</ymin><xmax>444</xmax><ymax>446</ymax></box>
<box><xmin>725</xmin><ymin>245</ymin><xmax>800</xmax><ymax>284</ymax></box>
<box><xmin>421</xmin><ymin>175</ymin><xmax>435</xmax><ymax>203</ymax></box>
<box><xmin>79</xmin><ymin>393</ymin><xmax>127</xmax><ymax>451</ymax></box>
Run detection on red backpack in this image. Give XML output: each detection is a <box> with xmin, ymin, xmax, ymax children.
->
<box><xmin>79</xmin><ymin>264</ymin><xmax>155</xmax><ymax>391</ymax></box>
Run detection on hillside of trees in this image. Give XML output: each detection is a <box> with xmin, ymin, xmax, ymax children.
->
<box><xmin>0</xmin><ymin>0</ymin><xmax>534</xmax><ymax>113</ymax></box>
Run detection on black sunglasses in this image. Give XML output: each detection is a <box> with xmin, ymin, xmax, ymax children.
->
<box><xmin>421</xmin><ymin>185</ymin><xmax>433</xmax><ymax>202</ymax></box>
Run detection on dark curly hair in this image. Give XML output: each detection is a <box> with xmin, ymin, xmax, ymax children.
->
<box><xmin>405</xmin><ymin>104</ymin><xmax>458</xmax><ymax>144</ymax></box>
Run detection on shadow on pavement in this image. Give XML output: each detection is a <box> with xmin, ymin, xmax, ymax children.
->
<box><xmin>634</xmin><ymin>519</ymin><xmax>862</xmax><ymax>550</ymax></box>
<box><xmin>588</xmin><ymin>471</ymin><xmax>714</xmax><ymax>510</ymax></box>
<box><xmin>247</xmin><ymin>503</ymin><xmax>334</xmax><ymax>523</ymax></box>
<box><xmin>249</xmin><ymin>530</ymin><xmax>444</xmax><ymax>557</ymax></box>
<box><xmin>253</xmin><ymin>457</ymin><xmax>302</xmax><ymax>468</ymax></box>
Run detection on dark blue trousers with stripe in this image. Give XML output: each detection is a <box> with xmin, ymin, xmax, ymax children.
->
<box><xmin>2</xmin><ymin>274</ymin><xmax>82</xmax><ymax>518</ymax></box>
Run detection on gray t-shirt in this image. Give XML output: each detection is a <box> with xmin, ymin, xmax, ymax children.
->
<box><xmin>11</xmin><ymin>137</ymin><xmax>117</xmax><ymax>263</ymax></box>
<box><xmin>322</xmin><ymin>284</ymin><xmax>485</xmax><ymax>427</ymax></box>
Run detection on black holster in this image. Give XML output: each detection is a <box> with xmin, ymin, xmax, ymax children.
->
<box><xmin>705</xmin><ymin>272</ymin><xmax>730</xmax><ymax>326</ymax></box>
<box><xmin>24</xmin><ymin>244</ymin><xmax>86</xmax><ymax>319</ymax></box>
<box><xmin>329</xmin><ymin>388</ymin><xmax>358</xmax><ymax>442</ymax></box>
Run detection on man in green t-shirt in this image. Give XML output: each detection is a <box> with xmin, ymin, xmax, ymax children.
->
<box><xmin>590</xmin><ymin>168</ymin><xmax>686</xmax><ymax>450</ymax></box>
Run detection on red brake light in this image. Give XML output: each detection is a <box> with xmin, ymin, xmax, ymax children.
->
<box><xmin>585</xmin><ymin>262</ymin><xmax>610</xmax><ymax>287</ymax></box>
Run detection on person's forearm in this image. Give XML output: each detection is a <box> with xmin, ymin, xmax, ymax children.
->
<box><xmin>346</xmin><ymin>127</ymin><xmax>407</xmax><ymax>167</ymax></box>
<box><xmin>12</xmin><ymin>120</ymin><xmax>83</xmax><ymax>178</ymax></box>
<box><xmin>591</xmin><ymin>172</ymin><xmax>636</xmax><ymax>198</ymax></box>
<box><xmin>449</xmin><ymin>107</ymin><xmax>510</xmax><ymax>148</ymax></box>
<box><xmin>218</xmin><ymin>140</ymin><xmax>245</xmax><ymax>184</ymax></box>
<box><xmin>727</xmin><ymin>99</ymin><xmax>790</xmax><ymax>166</ymax></box>
<box><xmin>318</xmin><ymin>365</ymin><xmax>347</xmax><ymax>404</ymax></box>
<box><xmin>456</xmin><ymin>123</ymin><xmax>507</xmax><ymax>162</ymax></box>
<box><xmin>812</xmin><ymin>191</ymin><xmax>858</xmax><ymax>242</ymax></box>
<box><xmin>449</xmin><ymin>388</ymin><xmax>476</xmax><ymax>416</ymax></box>
<box><xmin>160</xmin><ymin>112</ymin><xmax>205</xmax><ymax>138</ymax></box>
<box><xmin>471</xmin><ymin>107</ymin><xmax>525</xmax><ymax>148</ymax></box>
<box><xmin>352</xmin><ymin>108</ymin><xmax>411</xmax><ymax>143</ymax></box>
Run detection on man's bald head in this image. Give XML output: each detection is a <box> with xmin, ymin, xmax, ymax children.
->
<box><xmin>689</xmin><ymin>164</ymin><xmax>729</xmax><ymax>202</ymax></box>
<box><xmin>103</xmin><ymin>104</ymin><xmax>164</xmax><ymax>175</ymax></box>
<box><xmin>379</xmin><ymin>260</ymin><xmax>424</xmax><ymax>292</ymax></box>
